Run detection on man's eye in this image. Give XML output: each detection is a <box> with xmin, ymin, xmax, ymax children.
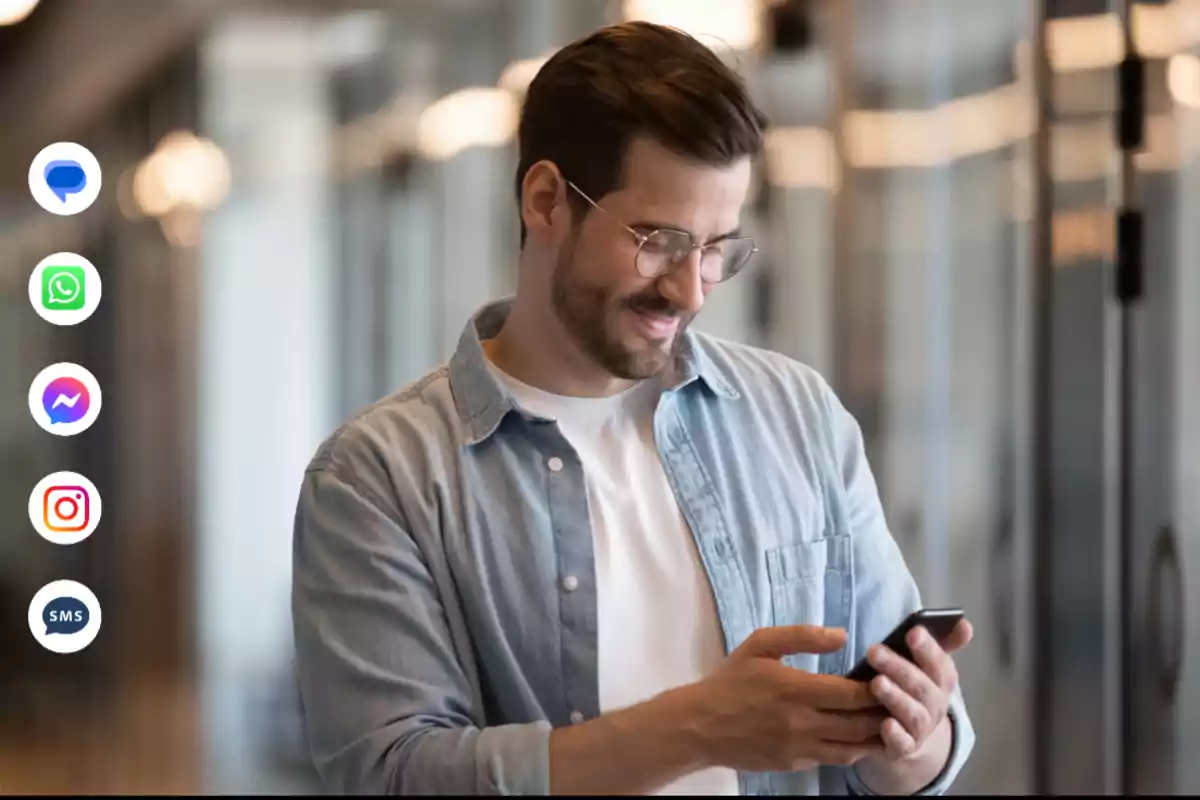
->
<box><xmin>640</xmin><ymin>231</ymin><xmax>675</xmax><ymax>253</ymax></box>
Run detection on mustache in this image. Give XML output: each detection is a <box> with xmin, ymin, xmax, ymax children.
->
<box><xmin>624</xmin><ymin>291</ymin><xmax>683</xmax><ymax>316</ymax></box>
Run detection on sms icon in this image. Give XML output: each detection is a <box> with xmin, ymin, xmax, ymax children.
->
<box><xmin>29</xmin><ymin>472</ymin><xmax>102</xmax><ymax>545</ymax></box>
<box><xmin>28</xmin><ymin>580</ymin><xmax>102</xmax><ymax>654</ymax></box>
<box><xmin>28</xmin><ymin>142</ymin><xmax>102</xmax><ymax>216</ymax></box>
<box><xmin>28</xmin><ymin>363</ymin><xmax>102</xmax><ymax>436</ymax></box>
<box><xmin>44</xmin><ymin>596</ymin><xmax>89</xmax><ymax>635</ymax></box>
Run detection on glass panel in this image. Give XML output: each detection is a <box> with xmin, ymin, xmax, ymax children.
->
<box><xmin>1172</xmin><ymin>4</ymin><xmax>1200</xmax><ymax>790</ymax></box>
<box><xmin>823</xmin><ymin>0</ymin><xmax>1037</xmax><ymax>792</ymax></box>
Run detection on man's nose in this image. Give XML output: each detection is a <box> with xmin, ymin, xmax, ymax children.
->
<box><xmin>656</xmin><ymin>250</ymin><xmax>706</xmax><ymax>315</ymax></box>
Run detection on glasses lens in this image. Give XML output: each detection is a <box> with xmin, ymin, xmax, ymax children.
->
<box><xmin>696</xmin><ymin>239</ymin><xmax>756</xmax><ymax>283</ymax></box>
<box><xmin>635</xmin><ymin>230</ymin><xmax>690</xmax><ymax>278</ymax></box>
<box><xmin>712</xmin><ymin>239</ymin><xmax>756</xmax><ymax>282</ymax></box>
<box><xmin>636</xmin><ymin>232</ymin><xmax>757</xmax><ymax>282</ymax></box>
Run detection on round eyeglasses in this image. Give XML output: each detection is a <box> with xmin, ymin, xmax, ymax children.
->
<box><xmin>567</xmin><ymin>180</ymin><xmax>758</xmax><ymax>284</ymax></box>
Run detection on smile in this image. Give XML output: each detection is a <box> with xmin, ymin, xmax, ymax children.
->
<box><xmin>629</xmin><ymin>308</ymin><xmax>680</xmax><ymax>339</ymax></box>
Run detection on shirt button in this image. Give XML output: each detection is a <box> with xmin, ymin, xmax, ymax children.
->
<box><xmin>547</xmin><ymin>457</ymin><xmax>564</xmax><ymax>472</ymax></box>
<box><xmin>562</xmin><ymin>575</ymin><xmax>579</xmax><ymax>592</ymax></box>
<box><xmin>569</xmin><ymin>710</ymin><xmax>585</xmax><ymax>724</ymax></box>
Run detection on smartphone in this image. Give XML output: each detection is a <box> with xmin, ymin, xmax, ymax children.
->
<box><xmin>845</xmin><ymin>607</ymin><xmax>965</xmax><ymax>681</ymax></box>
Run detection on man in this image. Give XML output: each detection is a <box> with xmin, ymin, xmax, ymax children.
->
<box><xmin>292</xmin><ymin>21</ymin><xmax>975</xmax><ymax>796</ymax></box>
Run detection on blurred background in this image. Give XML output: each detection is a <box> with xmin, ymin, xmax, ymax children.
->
<box><xmin>0</xmin><ymin>0</ymin><xmax>1197</xmax><ymax>794</ymax></box>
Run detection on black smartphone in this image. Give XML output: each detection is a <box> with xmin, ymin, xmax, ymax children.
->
<box><xmin>845</xmin><ymin>607</ymin><xmax>965</xmax><ymax>681</ymax></box>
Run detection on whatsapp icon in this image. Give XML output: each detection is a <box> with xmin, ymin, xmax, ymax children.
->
<box><xmin>29</xmin><ymin>253</ymin><xmax>101</xmax><ymax>326</ymax></box>
<box><xmin>42</xmin><ymin>265</ymin><xmax>86</xmax><ymax>312</ymax></box>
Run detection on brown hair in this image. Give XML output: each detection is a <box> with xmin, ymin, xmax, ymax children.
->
<box><xmin>515</xmin><ymin>21</ymin><xmax>768</xmax><ymax>245</ymax></box>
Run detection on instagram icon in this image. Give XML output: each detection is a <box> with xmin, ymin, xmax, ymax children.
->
<box><xmin>44</xmin><ymin>485</ymin><xmax>89</xmax><ymax>532</ymax></box>
<box><xmin>29</xmin><ymin>471</ymin><xmax>101</xmax><ymax>545</ymax></box>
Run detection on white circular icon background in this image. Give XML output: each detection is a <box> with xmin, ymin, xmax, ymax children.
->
<box><xmin>28</xmin><ymin>142</ymin><xmax>103</xmax><ymax>216</ymax></box>
<box><xmin>28</xmin><ymin>579</ymin><xmax>103</xmax><ymax>654</ymax></box>
<box><xmin>28</xmin><ymin>362</ymin><xmax>103</xmax><ymax>436</ymax></box>
<box><xmin>27</xmin><ymin>252</ymin><xmax>102</xmax><ymax>326</ymax></box>
<box><xmin>28</xmin><ymin>471</ymin><xmax>102</xmax><ymax>546</ymax></box>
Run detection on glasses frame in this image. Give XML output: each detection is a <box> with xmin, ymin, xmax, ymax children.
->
<box><xmin>565</xmin><ymin>179</ymin><xmax>758</xmax><ymax>283</ymax></box>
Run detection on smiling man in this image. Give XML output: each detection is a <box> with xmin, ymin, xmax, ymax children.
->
<box><xmin>292</xmin><ymin>21</ymin><xmax>975</xmax><ymax>796</ymax></box>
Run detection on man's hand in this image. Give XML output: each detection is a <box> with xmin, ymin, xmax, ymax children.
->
<box><xmin>854</xmin><ymin>618</ymin><xmax>973</xmax><ymax>794</ymax></box>
<box><xmin>867</xmin><ymin>618</ymin><xmax>972</xmax><ymax>757</ymax></box>
<box><xmin>550</xmin><ymin>624</ymin><xmax>887</xmax><ymax>795</ymax></box>
<box><xmin>686</xmin><ymin>625</ymin><xmax>887</xmax><ymax>774</ymax></box>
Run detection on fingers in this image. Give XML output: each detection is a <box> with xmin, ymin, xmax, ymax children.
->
<box><xmin>792</xmin><ymin>673</ymin><xmax>881</xmax><ymax>711</ymax></box>
<box><xmin>870</xmin><ymin>673</ymin><xmax>933</xmax><ymax>742</ymax></box>
<box><xmin>867</xmin><ymin>642</ymin><xmax>942</xmax><ymax>712</ymax></box>
<box><xmin>811</xmin><ymin>739</ymin><xmax>885</xmax><ymax>767</ymax></box>
<box><xmin>907</xmin><ymin>627</ymin><xmax>958</xmax><ymax>693</ymax></box>
<box><xmin>815</xmin><ymin>709</ymin><xmax>887</xmax><ymax>744</ymax></box>
<box><xmin>868</xmin><ymin>633</ymin><xmax>956</xmax><ymax>751</ymax></box>
<box><xmin>879</xmin><ymin>717</ymin><xmax>919</xmax><ymax>758</ymax></box>
<box><xmin>739</xmin><ymin>625</ymin><xmax>848</xmax><ymax>660</ymax></box>
<box><xmin>941</xmin><ymin>619</ymin><xmax>974</xmax><ymax>654</ymax></box>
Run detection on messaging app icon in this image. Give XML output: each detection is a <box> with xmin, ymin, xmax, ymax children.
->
<box><xmin>44</xmin><ymin>597</ymin><xmax>89</xmax><ymax>634</ymax></box>
<box><xmin>43</xmin><ymin>377</ymin><xmax>89</xmax><ymax>424</ymax></box>
<box><xmin>43</xmin><ymin>266</ymin><xmax>85</xmax><ymax>310</ymax></box>
<box><xmin>28</xmin><ymin>142</ymin><xmax>102</xmax><ymax>216</ymax></box>
<box><xmin>45</xmin><ymin>161</ymin><xmax>87</xmax><ymax>202</ymax></box>
<box><xmin>29</xmin><ymin>471</ymin><xmax>101</xmax><ymax>545</ymax></box>
<box><xmin>28</xmin><ymin>253</ymin><xmax>102</xmax><ymax>326</ymax></box>
<box><xmin>28</xmin><ymin>579</ymin><xmax>102</xmax><ymax>654</ymax></box>
<box><xmin>28</xmin><ymin>362</ymin><xmax>103</xmax><ymax>436</ymax></box>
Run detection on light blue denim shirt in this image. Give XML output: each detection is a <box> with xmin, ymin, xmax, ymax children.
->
<box><xmin>292</xmin><ymin>298</ymin><xmax>975</xmax><ymax>795</ymax></box>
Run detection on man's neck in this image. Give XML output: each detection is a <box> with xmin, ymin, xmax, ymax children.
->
<box><xmin>484</xmin><ymin>294</ymin><xmax>639</xmax><ymax>399</ymax></box>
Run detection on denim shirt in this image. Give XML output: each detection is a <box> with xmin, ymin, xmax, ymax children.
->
<box><xmin>292</xmin><ymin>298</ymin><xmax>975</xmax><ymax>795</ymax></box>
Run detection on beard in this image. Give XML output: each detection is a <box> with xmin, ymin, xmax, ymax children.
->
<box><xmin>550</xmin><ymin>239</ymin><xmax>694</xmax><ymax>381</ymax></box>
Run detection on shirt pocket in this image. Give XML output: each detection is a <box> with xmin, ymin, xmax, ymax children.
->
<box><xmin>766</xmin><ymin>534</ymin><xmax>853</xmax><ymax>674</ymax></box>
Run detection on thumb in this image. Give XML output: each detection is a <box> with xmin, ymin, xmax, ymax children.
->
<box><xmin>736</xmin><ymin>625</ymin><xmax>848</xmax><ymax>660</ymax></box>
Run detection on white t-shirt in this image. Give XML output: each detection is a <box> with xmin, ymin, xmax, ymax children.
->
<box><xmin>487</xmin><ymin>362</ymin><xmax>739</xmax><ymax>796</ymax></box>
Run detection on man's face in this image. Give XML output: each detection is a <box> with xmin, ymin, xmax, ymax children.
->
<box><xmin>550</xmin><ymin>137</ymin><xmax>753</xmax><ymax>380</ymax></box>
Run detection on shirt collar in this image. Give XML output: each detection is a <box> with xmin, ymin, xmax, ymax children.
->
<box><xmin>449</xmin><ymin>297</ymin><xmax>739</xmax><ymax>445</ymax></box>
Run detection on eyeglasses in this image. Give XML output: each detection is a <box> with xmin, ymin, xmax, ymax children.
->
<box><xmin>566</xmin><ymin>180</ymin><xmax>758</xmax><ymax>284</ymax></box>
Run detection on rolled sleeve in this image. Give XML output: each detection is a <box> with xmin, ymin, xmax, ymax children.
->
<box><xmin>477</xmin><ymin>721</ymin><xmax>554</xmax><ymax>794</ymax></box>
<box><xmin>844</xmin><ymin>691</ymin><xmax>976</xmax><ymax>796</ymax></box>
<box><xmin>292</xmin><ymin>464</ymin><xmax>551</xmax><ymax>794</ymax></box>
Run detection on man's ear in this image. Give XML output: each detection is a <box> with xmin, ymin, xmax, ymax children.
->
<box><xmin>520</xmin><ymin>160</ymin><xmax>569</xmax><ymax>244</ymax></box>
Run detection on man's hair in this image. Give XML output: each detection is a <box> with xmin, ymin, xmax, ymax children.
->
<box><xmin>514</xmin><ymin>21</ymin><xmax>768</xmax><ymax>246</ymax></box>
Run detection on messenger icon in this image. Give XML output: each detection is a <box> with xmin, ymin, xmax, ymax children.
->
<box><xmin>29</xmin><ymin>142</ymin><xmax>103</xmax><ymax>216</ymax></box>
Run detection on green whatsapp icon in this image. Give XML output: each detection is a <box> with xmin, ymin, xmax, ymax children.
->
<box><xmin>42</xmin><ymin>265</ymin><xmax>86</xmax><ymax>311</ymax></box>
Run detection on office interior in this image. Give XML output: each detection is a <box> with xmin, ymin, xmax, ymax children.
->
<box><xmin>0</xmin><ymin>0</ymin><xmax>1197</xmax><ymax>793</ymax></box>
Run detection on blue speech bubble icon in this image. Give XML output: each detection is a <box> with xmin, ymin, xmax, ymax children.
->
<box><xmin>43</xmin><ymin>596</ymin><xmax>89</xmax><ymax>635</ymax></box>
<box><xmin>44</xmin><ymin>160</ymin><xmax>88</xmax><ymax>203</ymax></box>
